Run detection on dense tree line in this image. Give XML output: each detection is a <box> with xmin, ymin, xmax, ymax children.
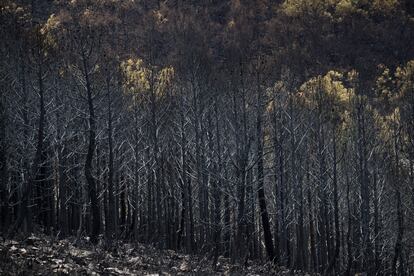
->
<box><xmin>1</xmin><ymin>0</ymin><xmax>414</xmax><ymax>275</ymax></box>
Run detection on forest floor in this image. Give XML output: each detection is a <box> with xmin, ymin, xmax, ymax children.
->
<box><xmin>0</xmin><ymin>234</ymin><xmax>311</xmax><ymax>275</ymax></box>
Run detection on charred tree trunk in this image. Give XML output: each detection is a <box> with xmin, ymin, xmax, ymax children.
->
<box><xmin>0</xmin><ymin>81</ymin><xmax>9</xmax><ymax>233</ymax></box>
<box><xmin>82</xmin><ymin>51</ymin><xmax>100</xmax><ymax>244</ymax></box>
<box><xmin>106</xmin><ymin>77</ymin><xmax>116</xmax><ymax>241</ymax></box>
<box><xmin>392</xmin><ymin>127</ymin><xmax>405</xmax><ymax>276</ymax></box>
<box><xmin>9</xmin><ymin>52</ymin><xmax>45</xmax><ymax>237</ymax></box>
<box><xmin>212</xmin><ymin>99</ymin><xmax>222</xmax><ymax>267</ymax></box>
<box><xmin>325</xmin><ymin>126</ymin><xmax>340</xmax><ymax>275</ymax></box>
<box><xmin>256</xmin><ymin>69</ymin><xmax>274</xmax><ymax>262</ymax></box>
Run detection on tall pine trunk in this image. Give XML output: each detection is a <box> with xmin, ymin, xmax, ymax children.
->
<box><xmin>82</xmin><ymin>52</ymin><xmax>100</xmax><ymax>244</ymax></box>
<box><xmin>256</xmin><ymin>69</ymin><xmax>274</xmax><ymax>262</ymax></box>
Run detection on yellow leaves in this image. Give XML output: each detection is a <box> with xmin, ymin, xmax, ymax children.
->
<box><xmin>58</xmin><ymin>67</ymin><xmax>66</xmax><ymax>78</ymax></box>
<box><xmin>369</xmin><ymin>60</ymin><xmax>413</xmax><ymax>147</ymax></box>
<box><xmin>298</xmin><ymin>70</ymin><xmax>353</xmax><ymax>111</ymax></box>
<box><xmin>346</xmin><ymin>69</ymin><xmax>359</xmax><ymax>84</ymax></box>
<box><xmin>282</xmin><ymin>0</ymin><xmax>316</xmax><ymax>17</ymax></box>
<box><xmin>83</xmin><ymin>8</ymin><xmax>92</xmax><ymax>18</ymax></box>
<box><xmin>1</xmin><ymin>2</ymin><xmax>30</xmax><ymax>25</ymax></box>
<box><xmin>120</xmin><ymin>58</ymin><xmax>175</xmax><ymax>105</ymax></box>
<box><xmin>40</xmin><ymin>12</ymin><xmax>73</xmax><ymax>49</ymax></box>
<box><xmin>374</xmin><ymin>64</ymin><xmax>396</xmax><ymax>113</ymax></box>
<box><xmin>47</xmin><ymin>1</ymin><xmax>121</xmax><ymax>30</ymax></box>
<box><xmin>395</xmin><ymin>60</ymin><xmax>414</xmax><ymax>101</ymax></box>
<box><xmin>281</xmin><ymin>0</ymin><xmax>398</xmax><ymax>20</ymax></box>
<box><xmin>227</xmin><ymin>19</ymin><xmax>236</xmax><ymax>29</ymax></box>
<box><xmin>121</xmin><ymin>58</ymin><xmax>151</xmax><ymax>94</ymax></box>
<box><xmin>296</xmin><ymin>70</ymin><xmax>355</xmax><ymax>129</ymax></box>
<box><xmin>323</xmin><ymin>70</ymin><xmax>353</xmax><ymax>105</ymax></box>
<box><xmin>335</xmin><ymin>0</ymin><xmax>399</xmax><ymax>17</ymax></box>
<box><xmin>153</xmin><ymin>9</ymin><xmax>168</xmax><ymax>25</ymax></box>
<box><xmin>372</xmin><ymin>60</ymin><xmax>414</xmax><ymax>152</ymax></box>
<box><xmin>338</xmin><ymin>109</ymin><xmax>352</xmax><ymax>133</ymax></box>
<box><xmin>281</xmin><ymin>0</ymin><xmax>338</xmax><ymax>18</ymax></box>
<box><xmin>397</xmin><ymin>60</ymin><xmax>414</xmax><ymax>80</ymax></box>
<box><xmin>41</xmin><ymin>14</ymin><xmax>59</xmax><ymax>35</ymax></box>
<box><xmin>377</xmin><ymin>106</ymin><xmax>400</xmax><ymax>142</ymax></box>
<box><xmin>386</xmin><ymin>106</ymin><xmax>401</xmax><ymax>124</ymax></box>
<box><xmin>40</xmin><ymin>10</ymin><xmax>73</xmax><ymax>42</ymax></box>
<box><xmin>156</xmin><ymin>66</ymin><xmax>175</xmax><ymax>97</ymax></box>
<box><xmin>335</xmin><ymin>0</ymin><xmax>355</xmax><ymax>14</ymax></box>
<box><xmin>80</xmin><ymin>8</ymin><xmax>120</xmax><ymax>27</ymax></box>
<box><xmin>1</xmin><ymin>3</ymin><xmax>22</xmax><ymax>14</ymax></box>
<box><xmin>334</xmin><ymin>0</ymin><xmax>371</xmax><ymax>17</ymax></box>
<box><xmin>371</xmin><ymin>0</ymin><xmax>399</xmax><ymax>14</ymax></box>
<box><xmin>373</xmin><ymin>60</ymin><xmax>414</xmax><ymax>115</ymax></box>
<box><xmin>40</xmin><ymin>13</ymin><xmax>63</xmax><ymax>47</ymax></box>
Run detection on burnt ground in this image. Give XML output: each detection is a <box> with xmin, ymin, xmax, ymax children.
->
<box><xmin>0</xmin><ymin>234</ymin><xmax>312</xmax><ymax>275</ymax></box>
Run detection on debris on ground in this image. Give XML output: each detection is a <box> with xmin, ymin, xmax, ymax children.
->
<box><xmin>0</xmin><ymin>234</ymin><xmax>313</xmax><ymax>275</ymax></box>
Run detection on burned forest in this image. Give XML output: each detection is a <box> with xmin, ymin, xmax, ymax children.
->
<box><xmin>1</xmin><ymin>0</ymin><xmax>414</xmax><ymax>275</ymax></box>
